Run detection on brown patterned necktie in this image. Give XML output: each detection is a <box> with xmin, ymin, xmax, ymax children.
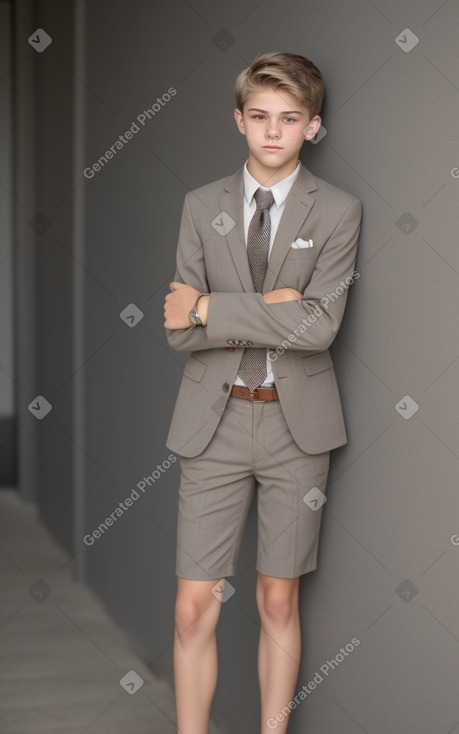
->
<box><xmin>237</xmin><ymin>187</ymin><xmax>274</xmax><ymax>391</ymax></box>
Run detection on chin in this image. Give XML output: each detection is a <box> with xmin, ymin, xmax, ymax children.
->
<box><xmin>259</xmin><ymin>151</ymin><xmax>289</xmax><ymax>162</ymax></box>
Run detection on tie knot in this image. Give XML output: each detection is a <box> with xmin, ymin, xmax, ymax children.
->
<box><xmin>254</xmin><ymin>187</ymin><xmax>274</xmax><ymax>211</ymax></box>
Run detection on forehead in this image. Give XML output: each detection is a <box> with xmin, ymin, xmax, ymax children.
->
<box><xmin>244</xmin><ymin>86</ymin><xmax>306</xmax><ymax>114</ymax></box>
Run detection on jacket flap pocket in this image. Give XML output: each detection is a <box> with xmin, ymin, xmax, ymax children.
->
<box><xmin>183</xmin><ymin>355</ymin><xmax>207</xmax><ymax>382</ymax></box>
<box><xmin>302</xmin><ymin>350</ymin><xmax>334</xmax><ymax>376</ymax></box>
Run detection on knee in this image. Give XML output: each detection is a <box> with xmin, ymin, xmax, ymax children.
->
<box><xmin>257</xmin><ymin>580</ymin><xmax>299</xmax><ymax>626</ymax></box>
<box><xmin>174</xmin><ymin>594</ymin><xmax>219</xmax><ymax>639</ymax></box>
<box><xmin>260</xmin><ymin>593</ymin><xmax>296</xmax><ymax>625</ymax></box>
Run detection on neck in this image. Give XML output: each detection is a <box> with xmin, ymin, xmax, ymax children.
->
<box><xmin>246</xmin><ymin>156</ymin><xmax>298</xmax><ymax>187</ymax></box>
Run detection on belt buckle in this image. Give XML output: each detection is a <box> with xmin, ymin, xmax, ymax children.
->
<box><xmin>249</xmin><ymin>388</ymin><xmax>266</xmax><ymax>403</ymax></box>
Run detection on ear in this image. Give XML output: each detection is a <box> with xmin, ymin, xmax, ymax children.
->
<box><xmin>303</xmin><ymin>115</ymin><xmax>322</xmax><ymax>141</ymax></box>
<box><xmin>234</xmin><ymin>108</ymin><xmax>246</xmax><ymax>136</ymax></box>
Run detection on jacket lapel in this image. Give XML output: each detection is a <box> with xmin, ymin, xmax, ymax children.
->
<box><xmin>219</xmin><ymin>162</ymin><xmax>318</xmax><ymax>294</ymax></box>
<box><xmin>263</xmin><ymin>165</ymin><xmax>317</xmax><ymax>293</ymax></box>
<box><xmin>219</xmin><ymin>168</ymin><xmax>255</xmax><ymax>293</ymax></box>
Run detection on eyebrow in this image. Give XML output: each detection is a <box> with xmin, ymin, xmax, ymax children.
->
<box><xmin>247</xmin><ymin>108</ymin><xmax>304</xmax><ymax>116</ymax></box>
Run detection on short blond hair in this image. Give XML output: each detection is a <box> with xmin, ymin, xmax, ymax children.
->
<box><xmin>234</xmin><ymin>51</ymin><xmax>324</xmax><ymax>118</ymax></box>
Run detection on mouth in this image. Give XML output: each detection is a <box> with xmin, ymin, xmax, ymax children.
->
<box><xmin>262</xmin><ymin>146</ymin><xmax>282</xmax><ymax>150</ymax></box>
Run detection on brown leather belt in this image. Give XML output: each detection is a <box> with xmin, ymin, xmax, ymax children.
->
<box><xmin>230</xmin><ymin>385</ymin><xmax>279</xmax><ymax>402</ymax></box>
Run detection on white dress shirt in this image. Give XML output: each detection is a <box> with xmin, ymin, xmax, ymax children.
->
<box><xmin>233</xmin><ymin>159</ymin><xmax>301</xmax><ymax>388</ymax></box>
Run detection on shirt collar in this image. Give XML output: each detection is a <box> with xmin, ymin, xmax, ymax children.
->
<box><xmin>243</xmin><ymin>159</ymin><xmax>301</xmax><ymax>208</ymax></box>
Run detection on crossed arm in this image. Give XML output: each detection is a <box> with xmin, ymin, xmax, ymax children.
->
<box><xmin>164</xmin><ymin>284</ymin><xmax>303</xmax><ymax>329</ymax></box>
<box><xmin>163</xmin><ymin>191</ymin><xmax>362</xmax><ymax>355</ymax></box>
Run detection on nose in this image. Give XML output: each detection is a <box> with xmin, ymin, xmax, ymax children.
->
<box><xmin>266</xmin><ymin>120</ymin><xmax>280</xmax><ymax>138</ymax></box>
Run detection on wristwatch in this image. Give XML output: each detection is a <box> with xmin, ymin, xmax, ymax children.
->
<box><xmin>188</xmin><ymin>293</ymin><xmax>209</xmax><ymax>326</ymax></box>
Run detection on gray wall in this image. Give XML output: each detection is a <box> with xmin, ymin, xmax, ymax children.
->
<box><xmin>13</xmin><ymin>0</ymin><xmax>459</xmax><ymax>732</ymax></box>
<box><xmin>12</xmin><ymin>0</ymin><xmax>75</xmax><ymax>549</ymax></box>
<box><xmin>34</xmin><ymin>0</ymin><xmax>75</xmax><ymax>553</ymax></box>
<box><xmin>0</xmin><ymin>0</ymin><xmax>15</xmax><ymax>484</ymax></box>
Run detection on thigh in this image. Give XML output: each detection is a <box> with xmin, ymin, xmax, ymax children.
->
<box><xmin>253</xmin><ymin>400</ymin><xmax>331</xmax><ymax>578</ymax></box>
<box><xmin>175</xmin><ymin>397</ymin><xmax>257</xmax><ymax>581</ymax></box>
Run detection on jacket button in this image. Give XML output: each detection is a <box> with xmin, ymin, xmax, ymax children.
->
<box><xmin>226</xmin><ymin>347</ymin><xmax>234</xmax><ymax>352</ymax></box>
<box><xmin>223</xmin><ymin>383</ymin><xmax>230</xmax><ymax>392</ymax></box>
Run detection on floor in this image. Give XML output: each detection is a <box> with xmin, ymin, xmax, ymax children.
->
<box><xmin>0</xmin><ymin>488</ymin><xmax>223</xmax><ymax>734</ymax></box>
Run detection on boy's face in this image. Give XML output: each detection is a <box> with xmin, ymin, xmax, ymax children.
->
<box><xmin>234</xmin><ymin>86</ymin><xmax>321</xmax><ymax>180</ymax></box>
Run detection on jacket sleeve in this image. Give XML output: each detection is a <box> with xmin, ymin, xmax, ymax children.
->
<box><xmin>166</xmin><ymin>192</ymin><xmax>362</xmax><ymax>354</ymax></box>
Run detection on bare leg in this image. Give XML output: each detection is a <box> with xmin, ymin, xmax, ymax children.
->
<box><xmin>256</xmin><ymin>573</ymin><xmax>301</xmax><ymax>734</ymax></box>
<box><xmin>174</xmin><ymin>576</ymin><xmax>223</xmax><ymax>734</ymax></box>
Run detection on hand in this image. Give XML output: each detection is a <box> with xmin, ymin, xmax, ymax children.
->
<box><xmin>263</xmin><ymin>287</ymin><xmax>303</xmax><ymax>304</ymax></box>
<box><xmin>164</xmin><ymin>282</ymin><xmax>201</xmax><ymax>329</ymax></box>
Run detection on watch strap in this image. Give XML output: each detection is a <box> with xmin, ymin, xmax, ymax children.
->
<box><xmin>189</xmin><ymin>293</ymin><xmax>209</xmax><ymax>325</ymax></box>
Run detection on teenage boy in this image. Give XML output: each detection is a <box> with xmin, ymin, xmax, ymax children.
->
<box><xmin>163</xmin><ymin>52</ymin><xmax>362</xmax><ymax>734</ymax></box>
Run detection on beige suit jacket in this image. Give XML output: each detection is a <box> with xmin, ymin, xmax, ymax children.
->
<box><xmin>165</xmin><ymin>163</ymin><xmax>362</xmax><ymax>457</ymax></box>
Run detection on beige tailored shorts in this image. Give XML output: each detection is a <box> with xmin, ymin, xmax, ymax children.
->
<box><xmin>175</xmin><ymin>394</ymin><xmax>330</xmax><ymax>580</ymax></box>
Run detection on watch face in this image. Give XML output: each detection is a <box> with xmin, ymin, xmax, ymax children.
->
<box><xmin>189</xmin><ymin>310</ymin><xmax>199</xmax><ymax>325</ymax></box>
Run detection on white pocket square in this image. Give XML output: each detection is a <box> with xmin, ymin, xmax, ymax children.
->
<box><xmin>291</xmin><ymin>237</ymin><xmax>314</xmax><ymax>249</ymax></box>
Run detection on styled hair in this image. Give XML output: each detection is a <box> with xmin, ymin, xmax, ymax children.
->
<box><xmin>234</xmin><ymin>51</ymin><xmax>324</xmax><ymax>118</ymax></box>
